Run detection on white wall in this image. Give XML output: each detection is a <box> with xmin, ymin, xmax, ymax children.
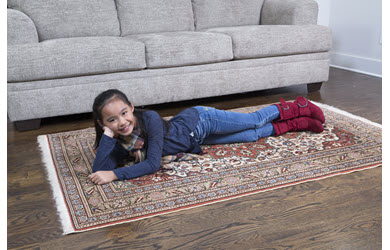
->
<box><xmin>315</xmin><ymin>0</ymin><xmax>382</xmax><ymax>77</ymax></box>
<box><xmin>315</xmin><ymin>0</ymin><xmax>331</xmax><ymax>26</ymax></box>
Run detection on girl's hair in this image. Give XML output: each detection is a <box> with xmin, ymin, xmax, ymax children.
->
<box><xmin>92</xmin><ymin>89</ymin><xmax>169</xmax><ymax>149</ymax></box>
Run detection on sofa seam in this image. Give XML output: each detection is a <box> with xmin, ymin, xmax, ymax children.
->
<box><xmin>112</xmin><ymin>0</ymin><xmax>122</xmax><ymax>36</ymax></box>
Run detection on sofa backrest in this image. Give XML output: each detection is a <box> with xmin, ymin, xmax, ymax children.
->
<box><xmin>7</xmin><ymin>0</ymin><xmax>266</xmax><ymax>40</ymax></box>
<box><xmin>191</xmin><ymin>0</ymin><xmax>265</xmax><ymax>30</ymax></box>
<box><xmin>7</xmin><ymin>0</ymin><xmax>120</xmax><ymax>41</ymax></box>
<box><xmin>116</xmin><ymin>0</ymin><xmax>195</xmax><ymax>36</ymax></box>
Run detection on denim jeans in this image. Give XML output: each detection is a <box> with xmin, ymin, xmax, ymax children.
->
<box><xmin>193</xmin><ymin>105</ymin><xmax>279</xmax><ymax>145</ymax></box>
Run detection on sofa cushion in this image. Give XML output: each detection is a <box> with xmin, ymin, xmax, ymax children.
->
<box><xmin>204</xmin><ymin>25</ymin><xmax>332</xmax><ymax>59</ymax></box>
<box><xmin>7</xmin><ymin>37</ymin><xmax>146</xmax><ymax>82</ymax></box>
<box><xmin>192</xmin><ymin>0</ymin><xmax>264</xmax><ymax>30</ymax></box>
<box><xmin>128</xmin><ymin>32</ymin><xmax>233</xmax><ymax>68</ymax></box>
<box><xmin>7</xmin><ymin>0</ymin><xmax>120</xmax><ymax>41</ymax></box>
<box><xmin>116</xmin><ymin>0</ymin><xmax>195</xmax><ymax>35</ymax></box>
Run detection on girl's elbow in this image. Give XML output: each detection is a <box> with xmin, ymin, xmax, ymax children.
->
<box><xmin>149</xmin><ymin>161</ymin><xmax>161</xmax><ymax>174</ymax></box>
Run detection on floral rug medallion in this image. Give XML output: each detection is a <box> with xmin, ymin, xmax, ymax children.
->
<box><xmin>38</xmin><ymin>102</ymin><xmax>382</xmax><ymax>234</ymax></box>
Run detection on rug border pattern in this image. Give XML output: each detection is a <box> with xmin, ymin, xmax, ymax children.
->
<box><xmin>37</xmin><ymin>102</ymin><xmax>382</xmax><ymax>234</ymax></box>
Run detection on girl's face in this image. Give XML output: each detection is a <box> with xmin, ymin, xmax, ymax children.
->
<box><xmin>99</xmin><ymin>98</ymin><xmax>137</xmax><ymax>137</ymax></box>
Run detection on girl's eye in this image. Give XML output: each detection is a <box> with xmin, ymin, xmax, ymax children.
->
<box><xmin>108</xmin><ymin>118</ymin><xmax>115</xmax><ymax>123</ymax></box>
<box><xmin>122</xmin><ymin>111</ymin><xmax>127</xmax><ymax>116</ymax></box>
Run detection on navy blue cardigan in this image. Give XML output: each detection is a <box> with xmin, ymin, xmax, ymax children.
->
<box><xmin>92</xmin><ymin>108</ymin><xmax>201</xmax><ymax>180</ymax></box>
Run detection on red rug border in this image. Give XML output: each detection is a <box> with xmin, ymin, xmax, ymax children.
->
<box><xmin>70</xmin><ymin>162</ymin><xmax>381</xmax><ymax>233</ymax></box>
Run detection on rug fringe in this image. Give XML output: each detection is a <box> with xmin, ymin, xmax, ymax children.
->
<box><xmin>312</xmin><ymin>101</ymin><xmax>382</xmax><ymax>128</ymax></box>
<box><xmin>37</xmin><ymin>135</ymin><xmax>75</xmax><ymax>235</ymax></box>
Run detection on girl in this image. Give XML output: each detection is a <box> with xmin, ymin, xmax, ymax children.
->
<box><xmin>89</xmin><ymin>89</ymin><xmax>325</xmax><ymax>185</ymax></box>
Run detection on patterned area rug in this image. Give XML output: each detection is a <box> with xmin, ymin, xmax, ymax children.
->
<box><xmin>38</xmin><ymin>102</ymin><xmax>382</xmax><ymax>234</ymax></box>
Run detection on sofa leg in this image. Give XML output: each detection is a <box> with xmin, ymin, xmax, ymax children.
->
<box><xmin>14</xmin><ymin>119</ymin><xmax>41</xmax><ymax>131</ymax></box>
<box><xmin>307</xmin><ymin>82</ymin><xmax>323</xmax><ymax>92</ymax></box>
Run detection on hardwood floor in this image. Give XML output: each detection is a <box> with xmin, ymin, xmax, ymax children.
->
<box><xmin>7</xmin><ymin>67</ymin><xmax>382</xmax><ymax>249</ymax></box>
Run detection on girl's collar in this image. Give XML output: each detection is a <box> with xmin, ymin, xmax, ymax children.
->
<box><xmin>118</xmin><ymin>127</ymin><xmax>141</xmax><ymax>140</ymax></box>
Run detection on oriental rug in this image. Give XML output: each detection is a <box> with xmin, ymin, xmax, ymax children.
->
<box><xmin>38</xmin><ymin>102</ymin><xmax>382</xmax><ymax>234</ymax></box>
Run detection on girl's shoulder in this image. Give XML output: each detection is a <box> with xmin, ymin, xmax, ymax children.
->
<box><xmin>139</xmin><ymin>110</ymin><xmax>166</xmax><ymax>131</ymax></box>
<box><xmin>141</xmin><ymin>110</ymin><xmax>161</xmax><ymax>121</ymax></box>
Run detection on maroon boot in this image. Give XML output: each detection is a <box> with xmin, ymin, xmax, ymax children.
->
<box><xmin>272</xmin><ymin>117</ymin><xmax>324</xmax><ymax>136</ymax></box>
<box><xmin>275</xmin><ymin>97</ymin><xmax>325</xmax><ymax>123</ymax></box>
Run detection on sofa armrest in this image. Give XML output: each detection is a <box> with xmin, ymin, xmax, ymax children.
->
<box><xmin>261</xmin><ymin>0</ymin><xmax>318</xmax><ymax>25</ymax></box>
<box><xmin>8</xmin><ymin>8</ymin><xmax>39</xmax><ymax>45</ymax></box>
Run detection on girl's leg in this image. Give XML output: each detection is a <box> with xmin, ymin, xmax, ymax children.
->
<box><xmin>202</xmin><ymin>123</ymin><xmax>276</xmax><ymax>145</ymax></box>
<box><xmin>193</xmin><ymin>105</ymin><xmax>279</xmax><ymax>144</ymax></box>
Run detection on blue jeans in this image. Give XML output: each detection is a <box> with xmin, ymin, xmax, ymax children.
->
<box><xmin>193</xmin><ymin>105</ymin><xmax>279</xmax><ymax>145</ymax></box>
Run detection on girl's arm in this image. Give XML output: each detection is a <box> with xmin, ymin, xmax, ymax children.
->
<box><xmin>113</xmin><ymin>111</ymin><xmax>164</xmax><ymax>180</ymax></box>
<box><xmin>92</xmin><ymin>134</ymin><xmax>127</xmax><ymax>172</ymax></box>
<box><xmin>90</xmin><ymin>131</ymin><xmax>130</xmax><ymax>185</ymax></box>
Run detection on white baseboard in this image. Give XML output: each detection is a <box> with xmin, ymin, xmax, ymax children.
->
<box><xmin>330</xmin><ymin>52</ymin><xmax>382</xmax><ymax>78</ymax></box>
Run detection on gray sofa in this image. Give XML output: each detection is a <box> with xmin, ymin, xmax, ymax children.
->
<box><xmin>7</xmin><ymin>0</ymin><xmax>332</xmax><ymax>131</ymax></box>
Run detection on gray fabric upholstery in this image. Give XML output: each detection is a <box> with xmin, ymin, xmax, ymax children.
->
<box><xmin>7</xmin><ymin>0</ymin><xmax>120</xmax><ymax>41</ymax></box>
<box><xmin>7</xmin><ymin>55</ymin><xmax>330</xmax><ymax>121</ymax></box>
<box><xmin>205</xmin><ymin>25</ymin><xmax>332</xmax><ymax>59</ymax></box>
<box><xmin>8</xmin><ymin>37</ymin><xmax>146</xmax><ymax>82</ymax></box>
<box><xmin>116</xmin><ymin>0</ymin><xmax>195</xmax><ymax>35</ymax></box>
<box><xmin>261</xmin><ymin>0</ymin><xmax>318</xmax><ymax>25</ymax></box>
<box><xmin>8</xmin><ymin>53</ymin><xmax>329</xmax><ymax>92</ymax></box>
<box><xmin>192</xmin><ymin>0</ymin><xmax>264</xmax><ymax>30</ymax></box>
<box><xmin>7</xmin><ymin>9</ymin><xmax>39</xmax><ymax>45</ymax></box>
<box><xmin>128</xmin><ymin>32</ymin><xmax>233</xmax><ymax>68</ymax></box>
<box><xmin>7</xmin><ymin>0</ymin><xmax>331</xmax><ymax>123</ymax></box>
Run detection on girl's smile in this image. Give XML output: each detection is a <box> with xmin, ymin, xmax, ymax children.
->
<box><xmin>99</xmin><ymin>98</ymin><xmax>137</xmax><ymax>137</ymax></box>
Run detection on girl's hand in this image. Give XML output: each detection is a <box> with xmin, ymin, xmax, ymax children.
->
<box><xmin>89</xmin><ymin>171</ymin><xmax>118</xmax><ymax>185</ymax></box>
<box><xmin>103</xmin><ymin>126</ymin><xmax>115</xmax><ymax>138</ymax></box>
